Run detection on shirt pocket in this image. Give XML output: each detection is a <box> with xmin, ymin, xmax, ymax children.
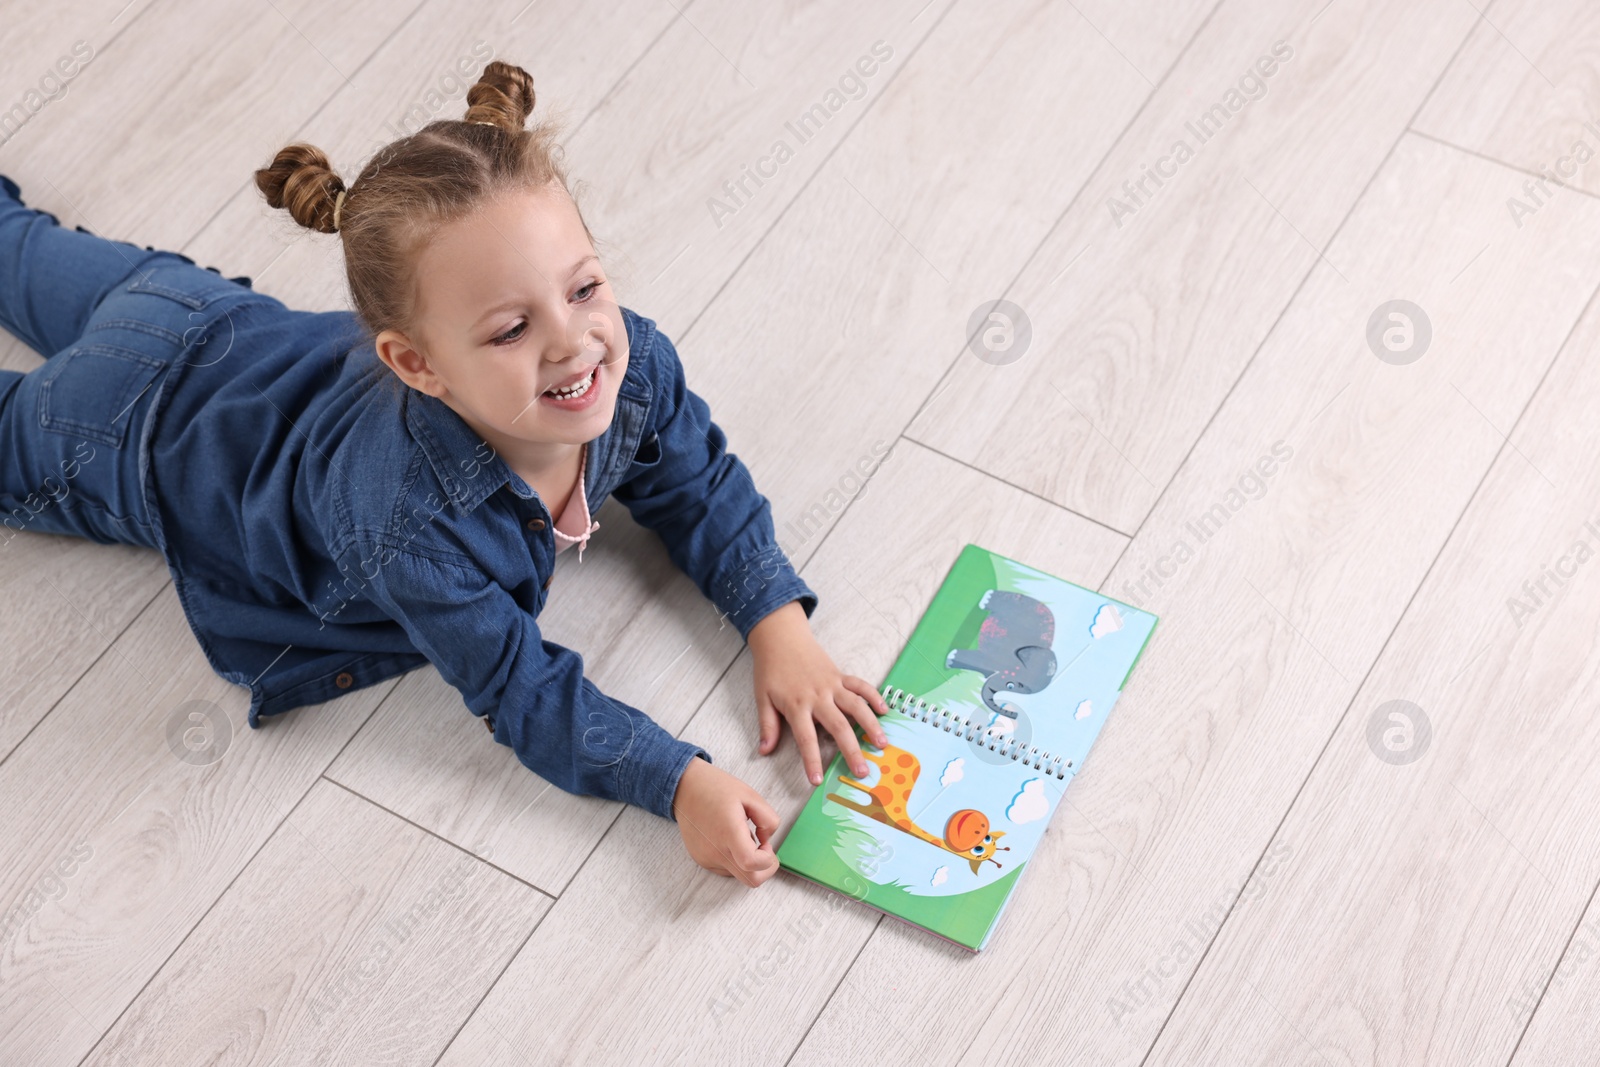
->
<box><xmin>629</xmin><ymin>432</ymin><xmax>662</xmax><ymax>470</ymax></box>
<box><xmin>38</xmin><ymin>343</ymin><xmax>168</xmax><ymax>448</ymax></box>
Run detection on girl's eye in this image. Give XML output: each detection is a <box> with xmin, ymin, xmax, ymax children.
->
<box><xmin>573</xmin><ymin>280</ymin><xmax>599</xmax><ymax>302</ymax></box>
<box><xmin>491</xmin><ymin>321</ymin><xmax>526</xmax><ymax>346</ymax></box>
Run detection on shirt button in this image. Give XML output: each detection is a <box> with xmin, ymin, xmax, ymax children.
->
<box><xmin>335</xmin><ymin>672</ymin><xmax>354</xmax><ymax>689</ymax></box>
<box><xmin>527</xmin><ymin>518</ymin><xmax>546</xmax><ymax>532</ymax></box>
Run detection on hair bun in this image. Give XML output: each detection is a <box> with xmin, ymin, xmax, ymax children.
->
<box><xmin>255</xmin><ymin>143</ymin><xmax>345</xmax><ymax>234</ymax></box>
<box><xmin>463</xmin><ymin>60</ymin><xmax>535</xmax><ymax>131</ymax></box>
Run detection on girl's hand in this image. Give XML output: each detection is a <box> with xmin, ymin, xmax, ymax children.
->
<box><xmin>672</xmin><ymin>756</ymin><xmax>780</xmax><ymax>887</ymax></box>
<box><xmin>747</xmin><ymin>601</ymin><xmax>890</xmax><ymax>787</ymax></box>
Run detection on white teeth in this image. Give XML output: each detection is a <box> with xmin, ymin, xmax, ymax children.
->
<box><xmin>547</xmin><ymin>368</ymin><xmax>596</xmax><ymax>400</ymax></box>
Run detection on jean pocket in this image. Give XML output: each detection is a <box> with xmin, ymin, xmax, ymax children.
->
<box><xmin>127</xmin><ymin>266</ymin><xmax>243</xmax><ymax>310</ymax></box>
<box><xmin>38</xmin><ymin>343</ymin><xmax>167</xmax><ymax>447</ymax></box>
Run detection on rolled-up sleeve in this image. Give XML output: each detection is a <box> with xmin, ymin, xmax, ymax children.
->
<box><xmin>357</xmin><ymin>546</ymin><xmax>710</xmax><ymax>821</ymax></box>
<box><xmin>613</xmin><ymin>324</ymin><xmax>818</xmax><ymax>639</ymax></box>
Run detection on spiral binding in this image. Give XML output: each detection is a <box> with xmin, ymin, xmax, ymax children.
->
<box><xmin>880</xmin><ymin>684</ymin><xmax>1072</xmax><ymax>780</ymax></box>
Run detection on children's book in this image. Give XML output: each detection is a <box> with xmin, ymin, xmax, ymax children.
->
<box><xmin>776</xmin><ymin>543</ymin><xmax>1158</xmax><ymax>952</ymax></box>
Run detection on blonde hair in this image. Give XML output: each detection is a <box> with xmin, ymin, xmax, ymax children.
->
<box><xmin>253</xmin><ymin>60</ymin><xmax>588</xmax><ymax>337</ymax></box>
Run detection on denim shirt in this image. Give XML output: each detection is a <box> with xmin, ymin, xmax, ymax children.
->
<box><xmin>144</xmin><ymin>288</ymin><xmax>817</xmax><ymax>821</ymax></box>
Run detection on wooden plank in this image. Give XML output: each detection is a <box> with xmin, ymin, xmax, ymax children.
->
<box><xmin>905</xmin><ymin>0</ymin><xmax>1481</xmax><ymax>534</ymax></box>
<box><xmin>79</xmin><ymin>778</ymin><xmax>548</xmax><ymax>1066</ymax></box>
<box><xmin>0</xmin><ymin>588</ymin><xmax>400</xmax><ymax>1066</ymax></box>
<box><xmin>1414</xmin><ymin>0</ymin><xmax>1600</xmax><ymax>197</ymax></box>
<box><xmin>664</xmin><ymin>0</ymin><xmax>1211</xmax><ymax>582</ymax></box>
<box><xmin>0</xmin><ymin>522</ymin><xmax>166</xmax><ymax>761</ymax></box>
<box><xmin>9</xmin><ymin>0</ymin><xmax>423</xmax><ymax>249</ymax></box>
<box><xmin>0</xmin><ymin>0</ymin><xmax>155</xmax><ymax>159</ymax></box>
<box><xmin>1147</xmin><ymin>211</ymin><xmax>1600</xmax><ymax>1067</ymax></box>
<box><xmin>790</xmin><ymin>132</ymin><xmax>1600</xmax><ymax>1065</ymax></box>
<box><xmin>819</xmin><ymin>0</ymin><xmax>1212</xmax><ymax>301</ymax></box>
<box><xmin>552</xmin><ymin>0</ymin><xmax>959</xmax><ymax>339</ymax></box>
<box><xmin>433</xmin><ymin>440</ymin><xmax>1128</xmax><ymax>1065</ymax></box>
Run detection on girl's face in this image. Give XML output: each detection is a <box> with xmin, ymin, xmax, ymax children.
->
<box><xmin>376</xmin><ymin>180</ymin><xmax>628</xmax><ymax>462</ymax></box>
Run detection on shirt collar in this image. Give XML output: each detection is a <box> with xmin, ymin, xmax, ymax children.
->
<box><xmin>404</xmin><ymin>389</ymin><xmax>514</xmax><ymax>516</ymax></box>
<box><xmin>404</xmin><ymin>307</ymin><xmax>654</xmax><ymax>519</ymax></box>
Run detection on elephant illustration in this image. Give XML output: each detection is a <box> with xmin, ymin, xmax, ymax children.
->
<box><xmin>945</xmin><ymin>589</ymin><xmax>1057</xmax><ymax>719</ymax></box>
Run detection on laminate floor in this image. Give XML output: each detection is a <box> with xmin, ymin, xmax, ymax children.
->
<box><xmin>3</xmin><ymin>1</ymin><xmax>1597</xmax><ymax>1063</ymax></box>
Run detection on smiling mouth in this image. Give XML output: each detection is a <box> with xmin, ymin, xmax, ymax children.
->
<box><xmin>511</xmin><ymin>363</ymin><xmax>601</xmax><ymax>424</ymax></box>
<box><xmin>543</xmin><ymin>366</ymin><xmax>597</xmax><ymax>398</ymax></box>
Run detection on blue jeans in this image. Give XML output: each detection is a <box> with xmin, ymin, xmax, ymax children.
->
<box><xmin>0</xmin><ymin>175</ymin><xmax>260</xmax><ymax>552</ymax></box>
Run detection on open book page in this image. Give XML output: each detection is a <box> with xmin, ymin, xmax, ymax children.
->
<box><xmin>778</xmin><ymin>544</ymin><xmax>1158</xmax><ymax>951</ymax></box>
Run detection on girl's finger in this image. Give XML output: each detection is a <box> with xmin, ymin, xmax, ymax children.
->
<box><xmin>789</xmin><ymin>713</ymin><xmax>826</xmax><ymax>786</ymax></box>
<box><xmin>818</xmin><ymin>704</ymin><xmax>871</xmax><ymax>779</ymax></box>
<box><xmin>838</xmin><ymin>686</ymin><xmax>888</xmax><ymax>748</ymax></box>
<box><xmin>727</xmin><ymin>832</ymin><xmax>765</xmax><ymax>887</ymax></box>
<box><xmin>756</xmin><ymin>692</ymin><xmax>782</xmax><ymax>755</ymax></box>
<box><xmin>746</xmin><ymin>793</ymin><xmax>780</xmax><ymax>850</ymax></box>
<box><xmin>842</xmin><ymin>675</ymin><xmax>891</xmax><ymax>716</ymax></box>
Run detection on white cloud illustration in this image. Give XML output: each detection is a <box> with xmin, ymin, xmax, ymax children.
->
<box><xmin>1075</xmin><ymin>699</ymin><xmax>1093</xmax><ymax>720</ymax></box>
<box><xmin>1007</xmin><ymin>778</ymin><xmax>1049</xmax><ymax>825</ymax></box>
<box><xmin>931</xmin><ymin>866</ymin><xmax>948</xmax><ymax>887</ymax></box>
<box><xmin>941</xmin><ymin>758</ymin><xmax>965</xmax><ymax>787</ymax></box>
<box><xmin>1090</xmin><ymin>603</ymin><xmax>1124</xmax><ymax>639</ymax></box>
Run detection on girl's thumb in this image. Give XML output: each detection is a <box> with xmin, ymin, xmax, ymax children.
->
<box><xmin>746</xmin><ymin>793</ymin><xmax>780</xmax><ymax>848</ymax></box>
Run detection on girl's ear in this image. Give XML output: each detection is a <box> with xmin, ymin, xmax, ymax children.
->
<box><xmin>375</xmin><ymin>328</ymin><xmax>448</xmax><ymax>398</ymax></box>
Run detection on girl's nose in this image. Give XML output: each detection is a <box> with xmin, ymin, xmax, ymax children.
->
<box><xmin>568</xmin><ymin>310</ymin><xmax>612</xmax><ymax>364</ymax></box>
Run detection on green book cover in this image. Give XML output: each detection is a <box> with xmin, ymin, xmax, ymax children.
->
<box><xmin>775</xmin><ymin>543</ymin><xmax>1158</xmax><ymax>951</ymax></box>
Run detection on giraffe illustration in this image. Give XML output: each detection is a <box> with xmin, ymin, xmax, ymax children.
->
<box><xmin>826</xmin><ymin>742</ymin><xmax>1009</xmax><ymax>875</ymax></box>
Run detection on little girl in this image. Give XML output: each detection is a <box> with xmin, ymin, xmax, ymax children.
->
<box><xmin>0</xmin><ymin>60</ymin><xmax>890</xmax><ymax>887</ymax></box>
